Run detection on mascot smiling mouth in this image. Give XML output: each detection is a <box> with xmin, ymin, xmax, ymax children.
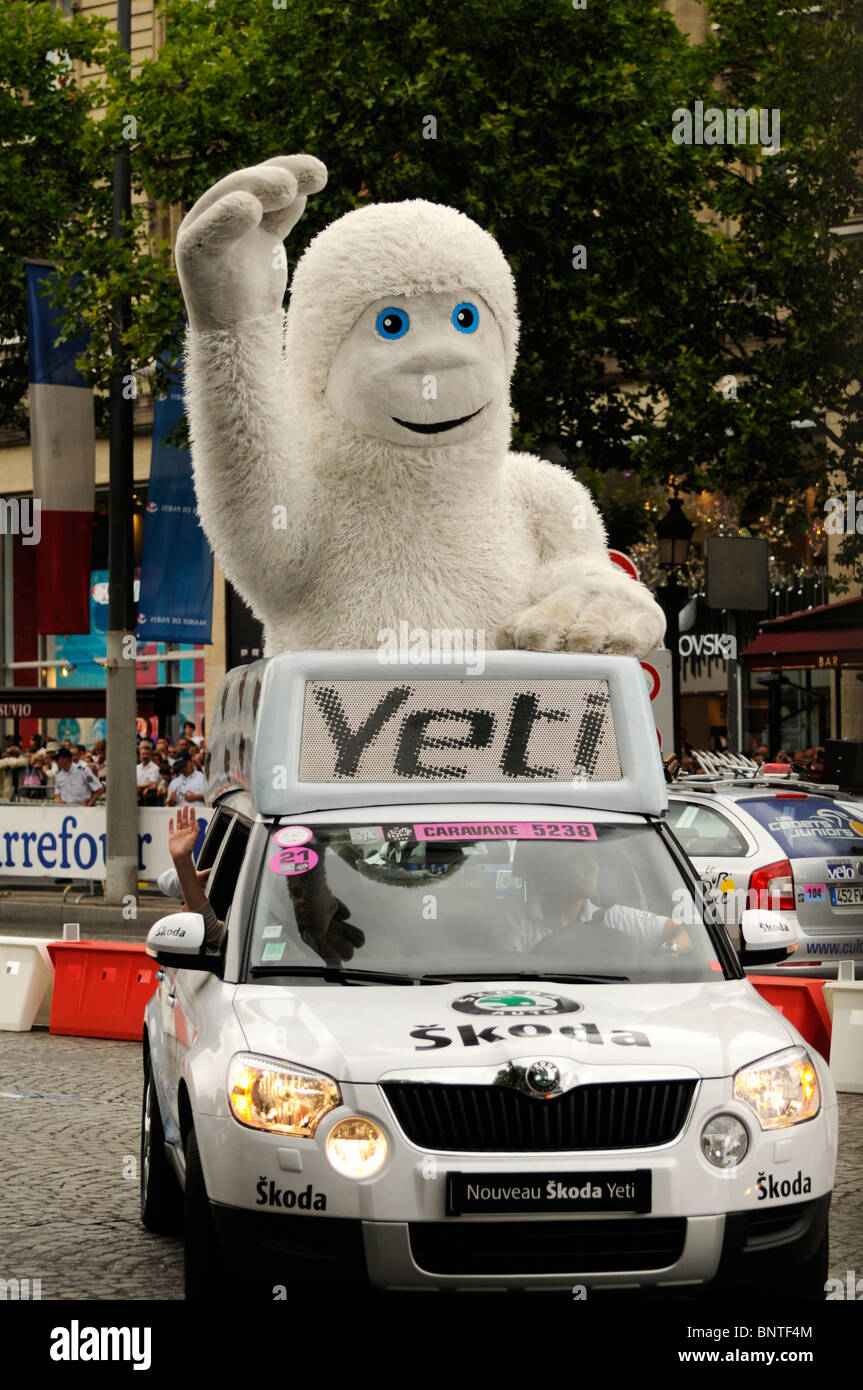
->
<box><xmin>391</xmin><ymin>403</ymin><xmax>488</xmax><ymax>434</ymax></box>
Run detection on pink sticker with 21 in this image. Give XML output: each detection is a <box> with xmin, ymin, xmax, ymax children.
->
<box><xmin>268</xmin><ymin>846</ymin><xmax>319</xmax><ymax>876</ymax></box>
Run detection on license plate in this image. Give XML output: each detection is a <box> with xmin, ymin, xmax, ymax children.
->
<box><xmin>830</xmin><ymin>885</ymin><xmax>863</xmax><ymax>907</ymax></box>
<box><xmin>446</xmin><ymin>1170</ymin><xmax>652</xmax><ymax>1216</ymax></box>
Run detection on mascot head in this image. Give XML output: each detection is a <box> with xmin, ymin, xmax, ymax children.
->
<box><xmin>285</xmin><ymin>200</ymin><xmax>519</xmax><ymax>473</ymax></box>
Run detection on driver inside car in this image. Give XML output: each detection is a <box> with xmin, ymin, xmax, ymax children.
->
<box><xmin>501</xmin><ymin>845</ymin><xmax>693</xmax><ymax>956</ymax></box>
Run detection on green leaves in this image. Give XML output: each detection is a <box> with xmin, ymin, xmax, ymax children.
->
<box><xmin>3</xmin><ymin>0</ymin><xmax>861</xmax><ymax>583</ymax></box>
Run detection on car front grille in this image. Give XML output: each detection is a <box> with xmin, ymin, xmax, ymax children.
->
<box><xmin>409</xmin><ymin>1217</ymin><xmax>687</xmax><ymax>1275</ymax></box>
<box><xmin>381</xmin><ymin>1079</ymin><xmax>697</xmax><ymax>1151</ymax></box>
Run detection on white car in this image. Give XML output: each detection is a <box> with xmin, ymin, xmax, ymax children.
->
<box><xmin>666</xmin><ymin>778</ymin><xmax>863</xmax><ymax>965</ymax></box>
<box><xmin>141</xmin><ymin>652</ymin><xmax>837</xmax><ymax>1300</ymax></box>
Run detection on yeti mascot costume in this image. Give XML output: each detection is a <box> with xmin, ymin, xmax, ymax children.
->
<box><xmin>176</xmin><ymin>154</ymin><xmax>665</xmax><ymax>658</ymax></box>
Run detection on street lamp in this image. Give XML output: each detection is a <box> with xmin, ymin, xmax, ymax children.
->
<box><xmin>656</xmin><ymin>492</ymin><xmax>694</xmax><ymax>756</ymax></box>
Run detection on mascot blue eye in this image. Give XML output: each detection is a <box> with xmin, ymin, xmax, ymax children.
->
<box><xmin>452</xmin><ymin>302</ymin><xmax>479</xmax><ymax>333</ymax></box>
<box><xmin>375</xmin><ymin>307</ymin><xmax>409</xmax><ymax>339</ymax></box>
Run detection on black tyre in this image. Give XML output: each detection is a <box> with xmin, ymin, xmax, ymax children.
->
<box><xmin>184</xmin><ymin>1125</ymin><xmax>233</xmax><ymax>1300</ymax></box>
<box><xmin>140</xmin><ymin>1057</ymin><xmax>183</xmax><ymax>1235</ymax></box>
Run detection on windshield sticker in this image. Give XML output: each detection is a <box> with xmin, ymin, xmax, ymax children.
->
<box><xmin>410</xmin><ymin>1021</ymin><xmax>650</xmax><ymax>1050</ymax></box>
<box><xmin>262</xmin><ymin>924</ymin><xmax>282</xmax><ymax>939</ymax></box>
<box><xmin>261</xmin><ymin>942</ymin><xmax>286</xmax><ymax>962</ymax></box>
<box><xmin>385</xmin><ymin>825</ymin><xmax>414</xmax><ymax>843</ymax></box>
<box><xmin>414</xmin><ymin>822</ymin><xmax>597</xmax><ymax>841</ymax></box>
<box><xmin>268</xmin><ymin>846</ymin><xmax>319</xmax><ymax>876</ymax></box>
<box><xmin>451</xmin><ymin>991</ymin><xmax>582</xmax><ymax>1017</ymax></box>
<box><xmin>349</xmin><ymin>826</ymin><xmax>383</xmax><ymax>844</ymax></box>
<box><xmin>274</xmin><ymin>826</ymin><xmax>314</xmax><ymax>847</ymax></box>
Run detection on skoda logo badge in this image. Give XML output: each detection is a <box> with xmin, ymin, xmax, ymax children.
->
<box><xmin>450</xmin><ymin>991</ymin><xmax>582</xmax><ymax>1017</ymax></box>
<box><xmin>526</xmin><ymin>1061</ymin><xmax>561</xmax><ymax>1095</ymax></box>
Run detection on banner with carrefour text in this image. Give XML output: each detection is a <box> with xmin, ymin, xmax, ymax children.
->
<box><xmin>0</xmin><ymin>805</ymin><xmax>211</xmax><ymax>881</ymax></box>
<box><xmin>137</xmin><ymin>370</ymin><xmax>213</xmax><ymax>643</ymax></box>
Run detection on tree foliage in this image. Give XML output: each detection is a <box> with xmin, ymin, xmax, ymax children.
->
<box><xmin>4</xmin><ymin>0</ymin><xmax>862</xmax><ymax>579</ymax></box>
<box><xmin>0</xmin><ymin>1</ymin><xmax>114</xmax><ymax>433</ymax></box>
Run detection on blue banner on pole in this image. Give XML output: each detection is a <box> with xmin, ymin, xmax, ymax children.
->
<box><xmin>137</xmin><ymin>374</ymin><xmax>213</xmax><ymax>644</ymax></box>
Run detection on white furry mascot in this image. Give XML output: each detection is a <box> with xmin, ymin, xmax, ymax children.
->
<box><xmin>176</xmin><ymin>154</ymin><xmax>665</xmax><ymax>658</ymax></box>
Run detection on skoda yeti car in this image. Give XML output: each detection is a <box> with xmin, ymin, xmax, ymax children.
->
<box><xmin>141</xmin><ymin>652</ymin><xmax>837</xmax><ymax>1300</ymax></box>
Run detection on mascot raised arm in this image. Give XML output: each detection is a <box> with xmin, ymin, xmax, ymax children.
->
<box><xmin>176</xmin><ymin>154</ymin><xmax>665</xmax><ymax>658</ymax></box>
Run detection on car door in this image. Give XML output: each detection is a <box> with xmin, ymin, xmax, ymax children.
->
<box><xmin>171</xmin><ymin>812</ymin><xmax>253</xmax><ymax>1088</ymax></box>
<box><xmin>162</xmin><ymin>806</ymin><xmax>237</xmax><ymax>1125</ymax></box>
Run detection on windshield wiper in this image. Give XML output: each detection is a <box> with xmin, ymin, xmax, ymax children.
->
<box><xmin>249</xmin><ymin>965</ymin><xmax>422</xmax><ymax>985</ymax></box>
<box><xmin>418</xmin><ymin>971</ymin><xmax>630</xmax><ymax>984</ymax></box>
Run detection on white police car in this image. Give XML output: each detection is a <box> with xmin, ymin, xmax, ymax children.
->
<box><xmin>141</xmin><ymin>652</ymin><xmax>837</xmax><ymax>1300</ymax></box>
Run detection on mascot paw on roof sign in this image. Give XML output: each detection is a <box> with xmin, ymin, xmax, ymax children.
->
<box><xmin>176</xmin><ymin>154</ymin><xmax>665</xmax><ymax>660</ymax></box>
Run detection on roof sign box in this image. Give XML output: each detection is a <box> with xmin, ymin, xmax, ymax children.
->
<box><xmin>205</xmin><ymin>651</ymin><xmax>667</xmax><ymax>818</ymax></box>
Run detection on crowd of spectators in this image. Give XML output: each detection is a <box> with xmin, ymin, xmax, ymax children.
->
<box><xmin>0</xmin><ymin>720</ymin><xmax>207</xmax><ymax>806</ymax></box>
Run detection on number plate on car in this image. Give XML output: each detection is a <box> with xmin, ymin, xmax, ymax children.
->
<box><xmin>830</xmin><ymin>885</ymin><xmax>863</xmax><ymax>907</ymax></box>
<box><xmin>446</xmin><ymin>1170</ymin><xmax>652</xmax><ymax>1216</ymax></box>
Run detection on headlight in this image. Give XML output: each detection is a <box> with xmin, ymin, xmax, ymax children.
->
<box><xmin>733</xmin><ymin>1047</ymin><xmax>820</xmax><ymax>1130</ymax></box>
<box><xmin>326</xmin><ymin>1117</ymin><xmax>388</xmax><ymax>1178</ymax></box>
<box><xmin>228</xmin><ymin>1054</ymin><xmax>341</xmax><ymax>1137</ymax></box>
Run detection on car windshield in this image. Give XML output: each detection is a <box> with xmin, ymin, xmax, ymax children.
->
<box><xmin>742</xmin><ymin>797</ymin><xmax>863</xmax><ymax>858</ymax></box>
<box><xmin>246</xmin><ymin>820</ymin><xmax>724</xmax><ymax>983</ymax></box>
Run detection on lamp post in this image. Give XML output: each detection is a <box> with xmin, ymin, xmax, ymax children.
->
<box><xmin>656</xmin><ymin>493</ymin><xmax>694</xmax><ymax>757</ymax></box>
<box><xmin>104</xmin><ymin>0</ymin><xmax>137</xmax><ymax>905</ymax></box>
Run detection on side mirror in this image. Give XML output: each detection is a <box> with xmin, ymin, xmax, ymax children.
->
<box><xmin>146</xmin><ymin>912</ymin><xmax>219</xmax><ymax>971</ymax></box>
<box><xmin>738</xmin><ymin>908</ymin><xmax>798</xmax><ymax>966</ymax></box>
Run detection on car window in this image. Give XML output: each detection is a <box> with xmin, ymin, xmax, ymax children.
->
<box><xmin>667</xmin><ymin>800</ymin><xmax>749</xmax><ymax>857</ymax></box>
<box><xmin>247</xmin><ymin>821</ymin><xmax>725</xmax><ymax>983</ymax></box>
<box><xmin>207</xmin><ymin>818</ymin><xmax>251</xmax><ymax>923</ymax></box>
<box><xmin>196</xmin><ymin>806</ymin><xmax>234</xmax><ymax>872</ymax></box>
<box><xmin>741</xmin><ymin>797</ymin><xmax>863</xmax><ymax>859</ymax></box>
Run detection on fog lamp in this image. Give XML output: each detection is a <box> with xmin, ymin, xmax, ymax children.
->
<box><xmin>326</xmin><ymin>1117</ymin><xmax>388</xmax><ymax>1178</ymax></box>
<box><xmin>701</xmin><ymin>1113</ymin><xmax>748</xmax><ymax>1167</ymax></box>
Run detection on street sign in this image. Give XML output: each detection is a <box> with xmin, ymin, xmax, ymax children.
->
<box><xmin>609</xmin><ymin>550</ymin><xmax>640</xmax><ymax>582</ymax></box>
<box><xmin>641</xmin><ymin>649</ymin><xmax>673</xmax><ymax>753</ymax></box>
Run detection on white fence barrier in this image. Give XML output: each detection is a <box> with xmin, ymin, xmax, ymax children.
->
<box><xmin>0</xmin><ymin>936</ymin><xmax>53</xmax><ymax>1030</ymax></box>
<box><xmin>0</xmin><ymin>805</ymin><xmax>212</xmax><ymax>882</ymax></box>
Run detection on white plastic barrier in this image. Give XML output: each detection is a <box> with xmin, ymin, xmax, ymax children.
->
<box><xmin>823</xmin><ymin>964</ymin><xmax>863</xmax><ymax>1094</ymax></box>
<box><xmin>0</xmin><ymin>935</ymin><xmax>54</xmax><ymax>1031</ymax></box>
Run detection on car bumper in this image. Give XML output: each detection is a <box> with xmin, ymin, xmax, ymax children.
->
<box><xmin>194</xmin><ymin>1076</ymin><xmax>837</xmax><ymax>1292</ymax></box>
<box><xmin>210</xmin><ymin>1193</ymin><xmax>830</xmax><ymax>1293</ymax></box>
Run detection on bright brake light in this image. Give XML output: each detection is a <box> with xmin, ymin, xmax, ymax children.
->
<box><xmin>749</xmin><ymin>859</ymin><xmax>794</xmax><ymax>912</ymax></box>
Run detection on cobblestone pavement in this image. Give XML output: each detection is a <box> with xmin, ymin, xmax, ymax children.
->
<box><xmin>0</xmin><ymin>1028</ymin><xmax>861</xmax><ymax>1301</ymax></box>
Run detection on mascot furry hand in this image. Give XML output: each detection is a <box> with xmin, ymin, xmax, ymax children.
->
<box><xmin>176</xmin><ymin>155</ymin><xmax>665</xmax><ymax>658</ymax></box>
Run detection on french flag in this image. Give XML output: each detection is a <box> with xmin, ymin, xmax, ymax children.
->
<box><xmin>26</xmin><ymin>262</ymin><xmax>95</xmax><ymax>635</ymax></box>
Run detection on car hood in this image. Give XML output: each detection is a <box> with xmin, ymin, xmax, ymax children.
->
<box><xmin>231</xmin><ymin>978</ymin><xmax>798</xmax><ymax>1083</ymax></box>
